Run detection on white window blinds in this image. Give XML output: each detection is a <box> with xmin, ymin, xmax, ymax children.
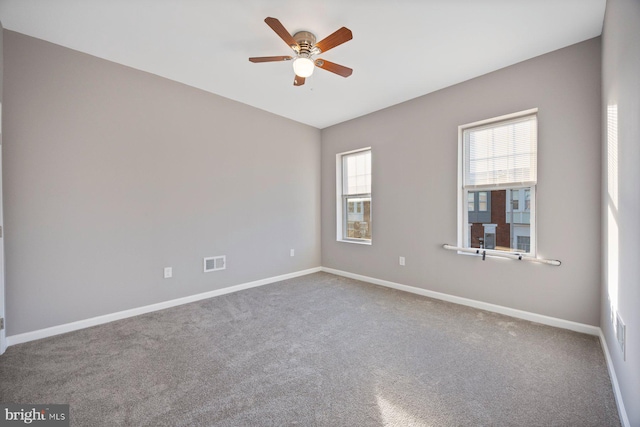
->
<box><xmin>463</xmin><ymin>114</ymin><xmax>537</xmax><ymax>188</ymax></box>
<box><xmin>343</xmin><ymin>150</ymin><xmax>371</xmax><ymax>195</ymax></box>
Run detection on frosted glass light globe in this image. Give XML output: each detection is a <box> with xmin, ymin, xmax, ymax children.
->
<box><xmin>293</xmin><ymin>57</ymin><xmax>314</xmax><ymax>78</ymax></box>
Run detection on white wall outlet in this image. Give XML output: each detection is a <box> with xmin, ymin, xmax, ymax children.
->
<box><xmin>290</xmin><ymin>249</ymin><xmax>295</xmax><ymax>257</ymax></box>
<box><xmin>399</xmin><ymin>256</ymin><xmax>405</xmax><ymax>266</ymax></box>
<box><xmin>164</xmin><ymin>267</ymin><xmax>172</xmax><ymax>279</ymax></box>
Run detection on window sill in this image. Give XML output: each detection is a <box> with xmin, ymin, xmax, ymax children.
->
<box><xmin>442</xmin><ymin>244</ymin><xmax>560</xmax><ymax>266</ymax></box>
<box><xmin>337</xmin><ymin>239</ymin><xmax>372</xmax><ymax>246</ymax></box>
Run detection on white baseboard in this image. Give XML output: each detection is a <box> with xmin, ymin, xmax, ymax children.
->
<box><xmin>599</xmin><ymin>330</ymin><xmax>631</xmax><ymax>427</ymax></box>
<box><xmin>321</xmin><ymin>267</ymin><xmax>601</xmax><ymax>336</ymax></box>
<box><xmin>6</xmin><ymin>267</ymin><xmax>322</xmax><ymax>347</ymax></box>
<box><xmin>3</xmin><ymin>266</ymin><xmax>631</xmax><ymax>425</ymax></box>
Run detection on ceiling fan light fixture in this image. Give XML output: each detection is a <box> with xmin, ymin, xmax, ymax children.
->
<box><xmin>293</xmin><ymin>57</ymin><xmax>315</xmax><ymax>78</ymax></box>
<box><xmin>249</xmin><ymin>18</ymin><xmax>353</xmax><ymax>86</ymax></box>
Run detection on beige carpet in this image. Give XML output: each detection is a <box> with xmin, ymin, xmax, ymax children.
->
<box><xmin>0</xmin><ymin>272</ymin><xmax>621</xmax><ymax>426</ymax></box>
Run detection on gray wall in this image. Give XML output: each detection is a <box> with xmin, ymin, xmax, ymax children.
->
<box><xmin>601</xmin><ymin>0</ymin><xmax>640</xmax><ymax>424</ymax></box>
<box><xmin>322</xmin><ymin>38</ymin><xmax>602</xmax><ymax>326</ymax></box>
<box><xmin>3</xmin><ymin>31</ymin><xmax>321</xmax><ymax>336</ymax></box>
<box><xmin>0</xmin><ymin>22</ymin><xmax>3</xmax><ymax>100</ymax></box>
<box><xmin>0</xmin><ymin>21</ymin><xmax>4</xmax><ymax>349</ymax></box>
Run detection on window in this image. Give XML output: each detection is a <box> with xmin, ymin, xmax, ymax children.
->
<box><xmin>468</xmin><ymin>191</ymin><xmax>491</xmax><ymax>224</ymax></box>
<box><xmin>458</xmin><ymin>109</ymin><xmax>537</xmax><ymax>255</ymax></box>
<box><xmin>511</xmin><ymin>191</ymin><xmax>519</xmax><ymax>210</ymax></box>
<box><xmin>337</xmin><ymin>148</ymin><xmax>372</xmax><ymax>243</ymax></box>
<box><xmin>517</xmin><ymin>236</ymin><xmax>531</xmax><ymax>252</ymax></box>
<box><xmin>467</xmin><ymin>193</ymin><xmax>475</xmax><ymax>211</ymax></box>
<box><xmin>478</xmin><ymin>191</ymin><xmax>488</xmax><ymax>211</ymax></box>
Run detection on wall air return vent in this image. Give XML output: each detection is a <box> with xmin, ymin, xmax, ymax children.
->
<box><xmin>204</xmin><ymin>256</ymin><xmax>226</xmax><ymax>272</ymax></box>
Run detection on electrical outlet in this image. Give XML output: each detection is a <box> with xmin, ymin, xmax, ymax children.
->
<box><xmin>290</xmin><ymin>249</ymin><xmax>295</xmax><ymax>257</ymax></box>
<box><xmin>399</xmin><ymin>256</ymin><xmax>405</xmax><ymax>266</ymax></box>
<box><xmin>164</xmin><ymin>267</ymin><xmax>172</xmax><ymax>279</ymax></box>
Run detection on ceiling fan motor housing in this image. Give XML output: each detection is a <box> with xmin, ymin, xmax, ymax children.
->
<box><xmin>293</xmin><ymin>31</ymin><xmax>318</xmax><ymax>58</ymax></box>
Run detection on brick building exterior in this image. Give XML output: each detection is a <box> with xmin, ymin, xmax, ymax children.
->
<box><xmin>470</xmin><ymin>190</ymin><xmax>510</xmax><ymax>250</ymax></box>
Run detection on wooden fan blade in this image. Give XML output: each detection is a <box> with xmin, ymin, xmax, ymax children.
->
<box><xmin>315</xmin><ymin>27</ymin><xmax>352</xmax><ymax>53</ymax></box>
<box><xmin>294</xmin><ymin>76</ymin><xmax>306</xmax><ymax>86</ymax></box>
<box><xmin>314</xmin><ymin>59</ymin><xmax>353</xmax><ymax>77</ymax></box>
<box><xmin>264</xmin><ymin>17</ymin><xmax>299</xmax><ymax>50</ymax></box>
<box><xmin>249</xmin><ymin>56</ymin><xmax>293</xmax><ymax>63</ymax></box>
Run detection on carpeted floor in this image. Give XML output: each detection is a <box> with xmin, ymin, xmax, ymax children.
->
<box><xmin>0</xmin><ymin>272</ymin><xmax>621</xmax><ymax>426</ymax></box>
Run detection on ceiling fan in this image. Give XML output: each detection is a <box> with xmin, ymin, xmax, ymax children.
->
<box><xmin>249</xmin><ymin>17</ymin><xmax>353</xmax><ymax>86</ymax></box>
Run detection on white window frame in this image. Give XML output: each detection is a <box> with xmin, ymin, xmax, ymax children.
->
<box><xmin>457</xmin><ymin>109</ymin><xmax>537</xmax><ymax>256</ymax></box>
<box><xmin>336</xmin><ymin>147</ymin><xmax>372</xmax><ymax>245</ymax></box>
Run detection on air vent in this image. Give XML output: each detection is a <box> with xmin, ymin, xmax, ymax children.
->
<box><xmin>204</xmin><ymin>256</ymin><xmax>226</xmax><ymax>272</ymax></box>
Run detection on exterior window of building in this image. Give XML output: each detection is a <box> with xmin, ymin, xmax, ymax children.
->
<box><xmin>517</xmin><ymin>236</ymin><xmax>531</xmax><ymax>252</ymax></box>
<box><xmin>478</xmin><ymin>191</ymin><xmax>488</xmax><ymax>211</ymax></box>
<box><xmin>468</xmin><ymin>191</ymin><xmax>492</xmax><ymax>224</ymax></box>
<box><xmin>336</xmin><ymin>148</ymin><xmax>372</xmax><ymax>243</ymax></box>
<box><xmin>459</xmin><ymin>110</ymin><xmax>537</xmax><ymax>255</ymax></box>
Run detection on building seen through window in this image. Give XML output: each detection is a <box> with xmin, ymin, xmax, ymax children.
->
<box><xmin>467</xmin><ymin>188</ymin><xmax>532</xmax><ymax>252</ymax></box>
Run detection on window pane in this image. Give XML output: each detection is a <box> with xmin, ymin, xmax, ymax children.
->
<box><xmin>517</xmin><ymin>236</ymin><xmax>531</xmax><ymax>252</ymax></box>
<box><xmin>468</xmin><ymin>192</ymin><xmax>475</xmax><ymax>211</ymax></box>
<box><xmin>510</xmin><ymin>189</ymin><xmax>519</xmax><ymax>211</ymax></box>
<box><xmin>464</xmin><ymin>114</ymin><xmax>537</xmax><ymax>187</ymax></box>
<box><xmin>343</xmin><ymin>151</ymin><xmax>371</xmax><ymax>195</ymax></box>
<box><xmin>478</xmin><ymin>192</ymin><xmax>487</xmax><ymax>211</ymax></box>
<box><xmin>345</xmin><ymin>196</ymin><xmax>371</xmax><ymax>240</ymax></box>
<box><xmin>524</xmin><ymin>189</ymin><xmax>531</xmax><ymax>211</ymax></box>
<box><xmin>467</xmin><ymin>187</ymin><xmax>533</xmax><ymax>253</ymax></box>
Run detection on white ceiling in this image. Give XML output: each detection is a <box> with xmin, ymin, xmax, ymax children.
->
<box><xmin>0</xmin><ymin>0</ymin><xmax>606</xmax><ymax>129</ymax></box>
